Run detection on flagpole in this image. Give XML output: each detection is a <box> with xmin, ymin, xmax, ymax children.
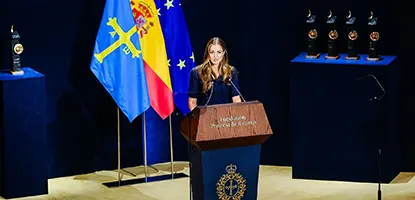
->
<box><xmin>169</xmin><ymin>114</ymin><xmax>174</xmax><ymax>178</ymax></box>
<box><xmin>117</xmin><ymin>107</ymin><xmax>121</xmax><ymax>186</ymax></box>
<box><xmin>143</xmin><ymin>111</ymin><xmax>148</xmax><ymax>182</ymax></box>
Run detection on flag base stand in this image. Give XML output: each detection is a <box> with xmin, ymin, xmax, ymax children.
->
<box><xmin>106</xmin><ymin>110</ymin><xmax>189</xmax><ymax>188</ymax></box>
<box><xmin>102</xmin><ymin>172</ymin><xmax>188</xmax><ymax>187</ymax></box>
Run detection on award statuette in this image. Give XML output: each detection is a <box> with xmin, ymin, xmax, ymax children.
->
<box><xmin>10</xmin><ymin>25</ymin><xmax>24</xmax><ymax>75</ymax></box>
<box><xmin>367</xmin><ymin>11</ymin><xmax>382</xmax><ymax>61</ymax></box>
<box><xmin>325</xmin><ymin>9</ymin><xmax>339</xmax><ymax>60</ymax></box>
<box><xmin>305</xmin><ymin>9</ymin><xmax>320</xmax><ymax>59</ymax></box>
<box><xmin>345</xmin><ymin>10</ymin><xmax>359</xmax><ymax>60</ymax></box>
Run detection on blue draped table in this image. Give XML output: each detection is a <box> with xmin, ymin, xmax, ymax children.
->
<box><xmin>290</xmin><ymin>52</ymin><xmax>399</xmax><ymax>183</ymax></box>
<box><xmin>0</xmin><ymin>67</ymin><xmax>48</xmax><ymax>198</ymax></box>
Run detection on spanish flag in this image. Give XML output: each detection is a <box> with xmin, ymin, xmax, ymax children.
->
<box><xmin>130</xmin><ymin>0</ymin><xmax>174</xmax><ymax>119</ymax></box>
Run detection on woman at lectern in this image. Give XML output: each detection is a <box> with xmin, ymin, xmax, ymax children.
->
<box><xmin>188</xmin><ymin>37</ymin><xmax>242</xmax><ymax>111</ymax></box>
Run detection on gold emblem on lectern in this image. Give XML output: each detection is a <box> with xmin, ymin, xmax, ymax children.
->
<box><xmin>216</xmin><ymin>164</ymin><xmax>246</xmax><ymax>200</ymax></box>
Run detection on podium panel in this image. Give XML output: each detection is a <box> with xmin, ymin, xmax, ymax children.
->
<box><xmin>290</xmin><ymin>53</ymin><xmax>399</xmax><ymax>183</ymax></box>
<box><xmin>191</xmin><ymin>144</ymin><xmax>261</xmax><ymax>200</ymax></box>
<box><xmin>181</xmin><ymin>101</ymin><xmax>272</xmax><ymax>200</ymax></box>
<box><xmin>0</xmin><ymin>67</ymin><xmax>48</xmax><ymax>199</ymax></box>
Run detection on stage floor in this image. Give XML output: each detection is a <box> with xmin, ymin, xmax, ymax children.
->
<box><xmin>3</xmin><ymin>162</ymin><xmax>415</xmax><ymax>200</ymax></box>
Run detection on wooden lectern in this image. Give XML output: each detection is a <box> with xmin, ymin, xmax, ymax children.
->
<box><xmin>180</xmin><ymin>100</ymin><xmax>272</xmax><ymax>200</ymax></box>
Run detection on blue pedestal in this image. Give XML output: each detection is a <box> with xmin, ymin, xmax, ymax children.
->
<box><xmin>0</xmin><ymin>67</ymin><xmax>48</xmax><ymax>199</ymax></box>
<box><xmin>290</xmin><ymin>53</ymin><xmax>399</xmax><ymax>183</ymax></box>
<box><xmin>191</xmin><ymin>144</ymin><xmax>261</xmax><ymax>200</ymax></box>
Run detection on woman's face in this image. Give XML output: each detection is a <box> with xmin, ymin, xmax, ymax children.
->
<box><xmin>208</xmin><ymin>44</ymin><xmax>225</xmax><ymax>66</ymax></box>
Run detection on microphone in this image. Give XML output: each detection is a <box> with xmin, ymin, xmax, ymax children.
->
<box><xmin>225</xmin><ymin>77</ymin><xmax>246</xmax><ymax>102</ymax></box>
<box><xmin>357</xmin><ymin>74</ymin><xmax>386</xmax><ymax>101</ymax></box>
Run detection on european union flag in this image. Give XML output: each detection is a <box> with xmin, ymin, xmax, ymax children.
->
<box><xmin>156</xmin><ymin>0</ymin><xmax>196</xmax><ymax>115</ymax></box>
<box><xmin>90</xmin><ymin>0</ymin><xmax>150</xmax><ymax>122</ymax></box>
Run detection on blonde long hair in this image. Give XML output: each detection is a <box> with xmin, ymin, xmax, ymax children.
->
<box><xmin>197</xmin><ymin>37</ymin><xmax>233</xmax><ymax>93</ymax></box>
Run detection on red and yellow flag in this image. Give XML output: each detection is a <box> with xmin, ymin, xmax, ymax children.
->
<box><xmin>130</xmin><ymin>0</ymin><xmax>174</xmax><ymax>119</ymax></box>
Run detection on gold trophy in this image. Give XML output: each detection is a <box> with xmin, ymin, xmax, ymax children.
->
<box><xmin>345</xmin><ymin>10</ymin><xmax>359</xmax><ymax>60</ymax></box>
<box><xmin>366</xmin><ymin>11</ymin><xmax>382</xmax><ymax>61</ymax></box>
<box><xmin>325</xmin><ymin>9</ymin><xmax>339</xmax><ymax>60</ymax></box>
<box><xmin>10</xmin><ymin>25</ymin><xmax>24</xmax><ymax>75</ymax></box>
<box><xmin>305</xmin><ymin>9</ymin><xmax>320</xmax><ymax>59</ymax></box>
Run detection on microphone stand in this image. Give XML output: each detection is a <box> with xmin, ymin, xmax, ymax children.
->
<box><xmin>186</xmin><ymin>90</ymin><xmax>209</xmax><ymax>200</ymax></box>
<box><xmin>357</xmin><ymin>74</ymin><xmax>386</xmax><ymax>200</ymax></box>
<box><xmin>187</xmin><ymin>111</ymin><xmax>193</xmax><ymax>200</ymax></box>
<box><xmin>378</xmin><ymin>149</ymin><xmax>382</xmax><ymax>200</ymax></box>
<box><xmin>187</xmin><ymin>81</ymin><xmax>214</xmax><ymax>200</ymax></box>
<box><xmin>185</xmin><ymin>75</ymin><xmax>241</xmax><ymax>199</ymax></box>
<box><xmin>226</xmin><ymin>77</ymin><xmax>246</xmax><ymax>102</ymax></box>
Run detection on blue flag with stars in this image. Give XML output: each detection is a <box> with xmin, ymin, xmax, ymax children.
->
<box><xmin>156</xmin><ymin>0</ymin><xmax>196</xmax><ymax>115</ymax></box>
<box><xmin>90</xmin><ymin>0</ymin><xmax>150</xmax><ymax>122</ymax></box>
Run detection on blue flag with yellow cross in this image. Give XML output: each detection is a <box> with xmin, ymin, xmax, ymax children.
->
<box><xmin>90</xmin><ymin>0</ymin><xmax>150</xmax><ymax>122</ymax></box>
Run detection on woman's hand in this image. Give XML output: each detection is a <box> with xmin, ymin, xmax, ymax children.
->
<box><xmin>232</xmin><ymin>95</ymin><xmax>242</xmax><ymax>103</ymax></box>
<box><xmin>188</xmin><ymin>97</ymin><xmax>197</xmax><ymax>111</ymax></box>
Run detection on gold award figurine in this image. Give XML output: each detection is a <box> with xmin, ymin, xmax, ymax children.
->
<box><xmin>10</xmin><ymin>25</ymin><xmax>24</xmax><ymax>75</ymax></box>
<box><xmin>325</xmin><ymin>9</ymin><xmax>340</xmax><ymax>60</ymax></box>
<box><xmin>345</xmin><ymin>10</ymin><xmax>360</xmax><ymax>60</ymax></box>
<box><xmin>367</xmin><ymin>11</ymin><xmax>382</xmax><ymax>61</ymax></box>
<box><xmin>305</xmin><ymin>9</ymin><xmax>320</xmax><ymax>59</ymax></box>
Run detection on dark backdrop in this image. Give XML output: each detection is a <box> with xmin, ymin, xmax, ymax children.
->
<box><xmin>0</xmin><ymin>0</ymin><xmax>408</xmax><ymax>179</ymax></box>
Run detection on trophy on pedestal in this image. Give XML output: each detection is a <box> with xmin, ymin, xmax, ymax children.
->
<box><xmin>305</xmin><ymin>9</ymin><xmax>320</xmax><ymax>59</ymax></box>
<box><xmin>367</xmin><ymin>11</ymin><xmax>382</xmax><ymax>61</ymax></box>
<box><xmin>10</xmin><ymin>25</ymin><xmax>24</xmax><ymax>75</ymax></box>
<box><xmin>345</xmin><ymin>10</ymin><xmax>359</xmax><ymax>60</ymax></box>
<box><xmin>325</xmin><ymin>9</ymin><xmax>339</xmax><ymax>60</ymax></box>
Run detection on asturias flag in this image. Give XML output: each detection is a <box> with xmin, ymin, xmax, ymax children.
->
<box><xmin>90</xmin><ymin>0</ymin><xmax>150</xmax><ymax>122</ymax></box>
<box><xmin>130</xmin><ymin>0</ymin><xmax>175</xmax><ymax>120</ymax></box>
<box><xmin>155</xmin><ymin>0</ymin><xmax>196</xmax><ymax>115</ymax></box>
